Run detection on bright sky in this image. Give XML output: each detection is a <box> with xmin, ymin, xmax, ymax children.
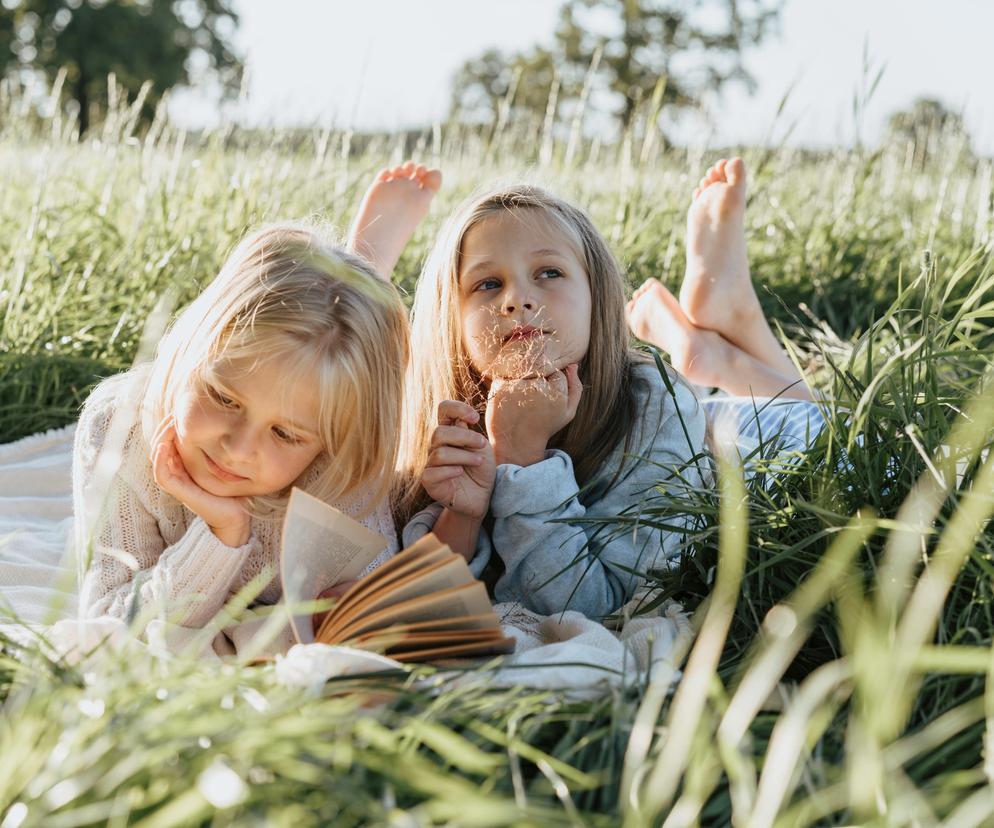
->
<box><xmin>170</xmin><ymin>0</ymin><xmax>994</xmax><ymax>155</ymax></box>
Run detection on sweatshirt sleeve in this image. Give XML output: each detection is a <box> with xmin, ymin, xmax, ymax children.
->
<box><xmin>74</xmin><ymin>377</ymin><xmax>256</xmax><ymax>628</ymax></box>
<box><xmin>485</xmin><ymin>368</ymin><xmax>709</xmax><ymax>618</ymax></box>
<box><xmin>401</xmin><ymin>502</ymin><xmax>493</xmax><ymax>579</ymax></box>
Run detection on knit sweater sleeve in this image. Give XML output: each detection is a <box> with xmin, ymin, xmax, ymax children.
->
<box><xmin>74</xmin><ymin>374</ymin><xmax>256</xmax><ymax>628</ymax></box>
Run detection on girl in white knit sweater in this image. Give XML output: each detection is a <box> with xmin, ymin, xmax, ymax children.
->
<box><xmin>76</xmin><ymin>163</ymin><xmax>442</xmax><ymax>629</ymax></box>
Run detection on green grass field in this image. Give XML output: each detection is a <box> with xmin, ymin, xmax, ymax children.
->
<box><xmin>2</xmin><ymin>87</ymin><xmax>994</xmax><ymax>826</ymax></box>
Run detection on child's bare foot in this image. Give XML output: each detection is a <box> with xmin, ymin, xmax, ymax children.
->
<box><xmin>347</xmin><ymin>161</ymin><xmax>442</xmax><ymax>280</ymax></box>
<box><xmin>627</xmin><ymin>278</ymin><xmax>726</xmax><ymax>388</ymax></box>
<box><xmin>628</xmin><ymin>278</ymin><xmax>814</xmax><ymax>400</ymax></box>
<box><xmin>680</xmin><ymin>158</ymin><xmax>759</xmax><ymax>334</ymax></box>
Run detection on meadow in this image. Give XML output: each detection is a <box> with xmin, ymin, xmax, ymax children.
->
<box><xmin>1</xmin><ymin>82</ymin><xmax>994</xmax><ymax>826</ymax></box>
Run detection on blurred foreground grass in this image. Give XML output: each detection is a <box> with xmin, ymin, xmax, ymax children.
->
<box><xmin>2</xmin><ymin>83</ymin><xmax>994</xmax><ymax>826</ymax></box>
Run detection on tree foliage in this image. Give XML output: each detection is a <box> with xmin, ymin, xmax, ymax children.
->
<box><xmin>450</xmin><ymin>0</ymin><xmax>780</xmax><ymax>132</ymax></box>
<box><xmin>885</xmin><ymin>97</ymin><xmax>971</xmax><ymax>149</ymax></box>
<box><xmin>0</xmin><ymin>0</ymin><xmax>242</xmax><ymax>132</ymax></box>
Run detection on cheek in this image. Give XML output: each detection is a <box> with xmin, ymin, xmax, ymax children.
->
<box><xmin>172</xmin><ymin>394</ymin><xmax>201</xmax><ymax>440</ymax></box>
<box><xmin>459</xmin><ymin>305</ymin><xmax>496</xmax><ymax>362</ymax></box>
<box><xmin>173</xmin><ymin>393</ymin><xmax>220</xmax><ymax>446</ymax></box>
<box><xmin>265</xmin><ymin>446</ymin><xmax>321</xmax><ymax>487</ymax></box>
<box><xmin>574</xmin><ymin>288</ymin><xmax>593</xmax><ymax>341</ymax></box>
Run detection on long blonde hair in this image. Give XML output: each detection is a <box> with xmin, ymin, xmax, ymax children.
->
<box><xmin>142</xmin><ymin>222</ymin><xmax>409</xmax><ymax>516</ymax></box>
<box><xmin>398</xmin><ymin>184</ymin><xmax>647</xmax><ymax>517</ymax></box>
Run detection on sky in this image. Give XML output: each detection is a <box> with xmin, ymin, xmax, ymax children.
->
<box><xmin>170</xmin><ymin>0</ymin><xmax>994</xmax><ymax>155</ymax></box>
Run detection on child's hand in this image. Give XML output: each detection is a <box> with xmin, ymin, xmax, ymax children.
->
<box><xmin>486</xmin><ymin>363</ymin><xmax>583</xmax><ymax>467</ymax></box>
<box><xmin>422</xmin><ymin>400</ymin><xmax>496</xmax><ymax>519</ymax></box>
<box><xmin>150</xmin><ymin>418</ymin><xmax>251</xmax><ymax>548</ymax></box>
<box><xmin>311</xmin><ymin>579</ymin><xmax>358</xmax><ymax>635</ymax></box>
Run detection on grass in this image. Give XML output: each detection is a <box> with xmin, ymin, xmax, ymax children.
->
<box><xmin>2</xmin><ymin>79</ymin><xmax>994</xmax><ymax>826</ymax></box>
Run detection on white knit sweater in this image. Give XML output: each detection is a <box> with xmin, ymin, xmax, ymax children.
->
<box><xmin>74</xmin><ymin>369</ymin><xmax>399</xmax><ymax>628</ymax></box>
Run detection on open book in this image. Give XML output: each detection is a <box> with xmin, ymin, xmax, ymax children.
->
<box><xmin>278</xmin><ymin>488</ymin><xmax>515</xmax><ymax>662</ymax></box>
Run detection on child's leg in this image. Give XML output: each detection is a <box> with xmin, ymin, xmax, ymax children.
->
<box><xmin>627</xmin><ymin>278</ymin><xmax>813</xmax><ymax>400</ymax></box>
<box><xmin>680</xmin><ymin>158</ymin><xmax>799</xmax><ymax>380</ymax></box>
<box><xmin>347</xmin><ymin>161</ymin><xmax>442</xmax><ymax>281</ymax></box>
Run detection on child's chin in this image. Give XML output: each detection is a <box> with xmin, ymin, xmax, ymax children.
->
<box><xmin>487</xmin><ymin>350</ymin><xmax>557</xmax><ymax>381</ymax></box>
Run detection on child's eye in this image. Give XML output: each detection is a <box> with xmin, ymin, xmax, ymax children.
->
<box><xmin>537</xmin><ymin>267</ymin><xmax>563</xmax><ymax>279</ymax></box>
<box><xmin>207</xmin><ymin>385</ymin><xmax>237</xmax><ymax>408</ymax></box>
<box><xmin>474</xmin><ymin>277</ymin><xmax>501</xmax><ymax>292</ymax></box>
<box><xmin>273</xmin><ymin>426</ymin><xmax>302</xmax><ymax>445</ymax></box>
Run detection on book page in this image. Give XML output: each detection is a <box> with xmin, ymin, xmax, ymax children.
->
<box><xmin>320</xmin><ymin>554</ymin><xmax>473</xmax><ymax>642</ymax></box>
<box><xmin>357</xmin><ymin>629</ymin><xmax>506</xmax><ymax>648</ymax></box>
<box><xmin>321</xmin><ymin>543</ymin><xmax>452</xmax><ymax>630</ymax></box>
<box><xmin>353</xmin><ymin>613</ymin><xmax>499</xmax><ymax>638</ymax></box>
<box><xmin>280</xmin><ymin>488</ymin><xmax>389</xmax><ymax>644</ymax></box>
<box><xmin>389</xmin><ymin>637</ymin><xmax>517</xmax><ymax>662</ymax></box>
<box><xmin>324</xmin><ymin>556</ymin><xmax>470</xmax><ymax>642</ymax></box>
<box><xmin>335</xmin><ymin>581</ymin><xmax>493</xmax><ymax>642</ymax></box>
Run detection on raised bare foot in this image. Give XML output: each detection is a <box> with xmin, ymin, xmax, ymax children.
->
<box><xmin>627</xmin><ymin>277</ymin><xmax>728</xmax><ymax>388</ymax></box>
<box><xmin>347</xmin><ymin>161</ymin><xmax>442</xmax><ymax>280</ymax></box>
<box><xmin>628</xmin><ymin>277</ymin><xmax>813</xmax><ymax>399</ymax></box>
<box><xmin>679</xmin><ymin>157</ymin><xmax>762</xmax><ymax>335</ymax></box>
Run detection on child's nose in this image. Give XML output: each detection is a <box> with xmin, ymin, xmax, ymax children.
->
<box><xmin>501</xmin><ymin>286</ymin><xmax>535</xmax><ymax>314</ymax></box>
<box><xmin>502</xmin><ymin>299</ymin><xmax>534</xmax><ymax>313</ymax></box>
<box><xmin>221</xmin><ymin>422</ymin><xmax>257</xmax><ymax>462</ymax></box>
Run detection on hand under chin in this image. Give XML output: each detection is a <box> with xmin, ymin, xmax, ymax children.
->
<box><xmin>486</xmin><ymin>349</ymin><xmax>565</xmax><ymax>381</ymax></box>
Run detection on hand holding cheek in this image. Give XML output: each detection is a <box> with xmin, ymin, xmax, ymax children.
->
<box><xmin>150</xmin><ymin>418</ymin><xmax>252</xmax><ymax>548</ymax></box>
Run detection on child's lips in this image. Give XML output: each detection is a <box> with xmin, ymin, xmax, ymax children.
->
<box><xmin>503</xmin><ymin>326</ymin><xmax>546</xmax><ymax>344</ymax></box>
<box><xmin>203</xmin><ymin>450</ymin><xmax>249</xmax><ymax>482</ymax></box>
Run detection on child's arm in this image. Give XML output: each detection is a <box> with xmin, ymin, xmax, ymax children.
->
<box><xmin>484</xmin><ymin>370</ymin><xmax>708</xmax><ymax>618</ymax></box>
<box><xmin>74</xmin><ymin>380</ymin><xmax>256</xmax><ymax>628</ymax></box>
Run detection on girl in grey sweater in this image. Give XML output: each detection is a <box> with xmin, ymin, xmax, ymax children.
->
<box><xmin>399</xmin><ymin>158</ymin><xmax>819</xmax><ymax>619</ymax></box>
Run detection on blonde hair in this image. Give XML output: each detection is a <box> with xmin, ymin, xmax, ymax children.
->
<box><xmin>398</xmin><ymin>184</ymin><xmax>649</xmax><ymax>517</ymax></box>
<box><xmin>142</xmin><ymin>222</ymin><xmax>409</xmax><ymax>517</ymax></box>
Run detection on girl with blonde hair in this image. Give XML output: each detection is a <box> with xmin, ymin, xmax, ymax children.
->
<box><xmin>399</xmin><ymin>158</ymin><xmax>818</xmax><ymax>618</ymax></box>
<box><xmin>77</xmin><ymin>163</ymin><xmax>441</xmax><ymax>628</ymax></box>
<box><xmin>398</xmin><ymin>182</ymin><xmax>710</xmax><ymax>619</ymax></box>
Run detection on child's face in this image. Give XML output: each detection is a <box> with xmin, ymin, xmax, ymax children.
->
<box><xmin>458</xmin><ymin>210</ymin><xmax>592</xmax><ymax>381</ymax></box>
<box><xmin>172</xmin><ymin>356</ymin><xmax>324</xmax><ymax>498</ymax></box>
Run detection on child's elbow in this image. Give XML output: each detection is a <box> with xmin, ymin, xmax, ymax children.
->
<box><xmin>524</xmin><ymin>575</ymin><xmax>624</xmax><ymax>620</ymax></box>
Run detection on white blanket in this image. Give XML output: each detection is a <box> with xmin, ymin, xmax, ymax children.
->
<box><xmin>0</xmin><ymin>425</ymin><xmax>691</xmax><ymax>697</ymax></box>
<box><xmin>0</xmin><ymin>425</ymin><xmax>78</xmax><ymax>624</ymax></box>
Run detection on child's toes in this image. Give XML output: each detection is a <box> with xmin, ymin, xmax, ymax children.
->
<box><xmin>635</xmin><ymin>278</ymin><xmax>657</xmax><ymax>299</ymax></box>
<box><xmin>420</xmin><ymin>168</ymin><xmax>443</xmax><ymax>193</ymax></box>
<box><xmin>400</xmin><ymin>160</ymin><xmax>416</xmax><ymax>176</ymax></box>
<box><xmin>725</xmin><ymin>157</ymin><xmax>746</xmax><ymax>187</ymax></box>
<box><xmin>375</xmin><ymin>168</ymin><xmax>392</xmax><ymax>183</ymax></box>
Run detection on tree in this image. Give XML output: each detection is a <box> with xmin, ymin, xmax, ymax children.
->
<box><xmin>450</xmin><ymin>0</ymin><xmax>780</xmax><ymax>132</ymax></box>
<box><xmin>885</xmin><ymin>97</ymin><xmax>971</xmax><ymax>150</ymax></box>
<box><xmin>0</xmin><ymin>0</ymin><xmax>242</xmax><ymax>133</ymax></box>
<box><xmin>450</xmin><ymin>47</ymin><xmax>561</xmax><ymax>126</ymax></box>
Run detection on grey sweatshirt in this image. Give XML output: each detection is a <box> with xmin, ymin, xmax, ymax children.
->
<box><xmin>403</xmin><ymin>362</ymin><xmax>710</xmax><ymax>619</ymax></box>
